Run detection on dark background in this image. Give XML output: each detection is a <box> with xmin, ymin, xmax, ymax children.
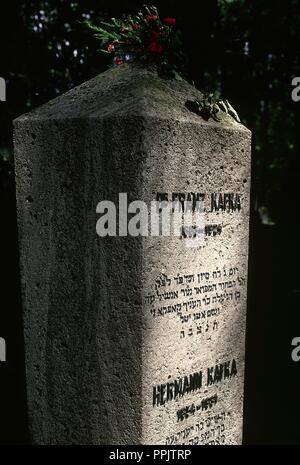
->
<box><xmin>0</xmin><ymin>0</ymin><xmax>300</xmax><ymax>444</ymax></box>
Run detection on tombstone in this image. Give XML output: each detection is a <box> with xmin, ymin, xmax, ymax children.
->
<box><xmin>0</xmin><ymin>337</ymin><xmax>5</xmax><ymax>362</ymax></box>
<box><xmin>14</xmin><ymin>63</ymin><xmax>251</xmax><ymax>445</ymax></box>
<box><xmin>0</xmin><ymin>77</ymin><xmax>6</xmax><ymax>102</ymax></box>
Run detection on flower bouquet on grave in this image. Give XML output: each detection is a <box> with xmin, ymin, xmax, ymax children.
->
<box><xmin>85</xmin><ymin>5</ymin><xmax>186</xmax><ymax>78</ymax></box>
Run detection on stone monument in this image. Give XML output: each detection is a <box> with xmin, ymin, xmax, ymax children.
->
<box><xmin>0</xmin><ymin>337</ymin><xmax>5</xmax><ymax>362</ymax></box>
<box><xmin>14</xmin><ymin>63</ymin><xmax>251</xmax><ymax>445</ymax></box>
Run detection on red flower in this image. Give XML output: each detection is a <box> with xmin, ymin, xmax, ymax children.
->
<box><xmin>132</xmin><ymin>23</ymin><xmax>140</xmax><ymax>30</ymax></box>
<box><xmin>150</xmin><ymin>31</ymin><xmax>160</xmax><ymax>41</ymax></box>
<box><xmin>107</xmin><ymin>43</ymin><xmax>114</xmax><ymax>52</ymax></box>
<box><xmin>163</xmin><ymin>17</ymin><xmax>176</xmax><ymax>25</ymax></box>
<box><xmin>115</xmin><ymin>57</ymin><xmax>124</xmax><ymax>65</ymax></box>
<box><xmin>147</xmin><ymin>15</ymin><xmax>158</xmax><ymax>22</ymax></box>
<box><xmin>148</xmin><ymin>42</ymin><xmax>164</xmax><ymax>54</ymax></box>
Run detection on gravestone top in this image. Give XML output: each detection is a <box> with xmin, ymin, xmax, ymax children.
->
<box><xmin>14</xmin><ymin>64</ymin><xmax>248</xmax><ymax>131</ymax></box>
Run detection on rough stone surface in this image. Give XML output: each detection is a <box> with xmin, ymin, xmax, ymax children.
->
<box><xmin>14</xmin><ymin>63</ymin><xmax>251</xmax><ymax>445</ymax></box>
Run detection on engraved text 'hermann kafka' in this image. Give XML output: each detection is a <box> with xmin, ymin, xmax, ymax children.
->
<box><xmin>153</xmin><ymin>359</ymin><xmax>237</xmax><ymax>407</ymax></box>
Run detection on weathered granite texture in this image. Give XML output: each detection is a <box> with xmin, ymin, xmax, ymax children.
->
<box><xmin>14</xmin><ymin>63</ymin><xmax>251</xmax><ymax>445</ymax></box>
